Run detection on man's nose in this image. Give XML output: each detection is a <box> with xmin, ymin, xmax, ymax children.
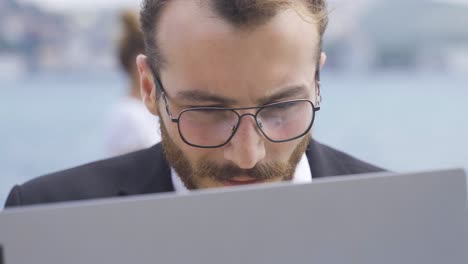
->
<box><xmin>223</xmin><ymin>115</ymin><xmax>266</xmax><ymax>169</ymax></box>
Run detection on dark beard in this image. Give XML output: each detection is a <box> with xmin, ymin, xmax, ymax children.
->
<box><xmin>160</xmin><ymin>118</ymin><xmax>310</xmax><ymax>189</ymax></box>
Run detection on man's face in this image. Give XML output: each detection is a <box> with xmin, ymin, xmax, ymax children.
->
<box><xmin>139</xmin><ymin>0</ymin><xmax>323</xmax><ymax>189</ymax></box>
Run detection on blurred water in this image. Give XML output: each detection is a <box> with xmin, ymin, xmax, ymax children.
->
<box><xmin>315</xmin><ymin>71</ymin><xmax>468</xmax><ymax>172</ymax></box>
<box><xmin>1</xmin><ymin>71</ymin><xmax>467</xmax><ymax>205</ymax></box>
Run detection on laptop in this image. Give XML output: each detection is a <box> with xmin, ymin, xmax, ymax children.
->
<box><xmin>0</xmin><ymin>169</ymin><xmax>467</xmax><ymax>264</ymax></box>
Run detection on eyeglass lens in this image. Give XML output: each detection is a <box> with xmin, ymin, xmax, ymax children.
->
<box><xmin>177</xmin><ymin>100</ymin><xmax>314</xmax><ymax>147</ymax></box>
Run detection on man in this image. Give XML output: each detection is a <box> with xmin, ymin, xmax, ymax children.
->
<box><xmin>5</xmin><ymin>0</ymin><xmax>383</xmax><ymax>208</ymax></box>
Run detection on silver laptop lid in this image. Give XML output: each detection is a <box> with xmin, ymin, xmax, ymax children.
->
<box><xmin>1</xmin><ymin>169</ymin><xmax>467</xmax><ymax>264</ymax></box>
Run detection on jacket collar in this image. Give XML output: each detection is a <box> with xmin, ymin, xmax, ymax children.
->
<box><xmin>307</xmin><ymin>139</ymin><xmax>359</xmax><ymax>178</ymax></box>
<box><xmin>118</xmin><ymin>143</ymin><xmax>174</xmax><ymax>196</ymax></box>
<box><xmin>307</xmin><ymin>139</ymin><xmax>330</xmax><ymax>178</ymax></box>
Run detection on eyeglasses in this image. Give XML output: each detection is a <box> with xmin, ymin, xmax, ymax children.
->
<box><xmin>155</xmin><ymin>77</ymin><xmax>321</xmax><ymax>148</ymax></box>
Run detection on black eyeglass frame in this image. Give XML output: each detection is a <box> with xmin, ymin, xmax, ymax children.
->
<box><xmin>154</xmin><ymin>70</ymin><xmax>321</xmax><ymax>148</ymax></box>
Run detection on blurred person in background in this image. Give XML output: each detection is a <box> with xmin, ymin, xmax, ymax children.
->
<box><xmin>104</xmin><ymin>10</ymin><xmax>161</xmax><ymax>157</ymax></box>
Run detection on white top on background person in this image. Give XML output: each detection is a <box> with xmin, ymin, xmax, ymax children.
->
<box><xmin>105</xmin><ymin>10</ymin><xmax>161</xmax><ymax>156</ymax></box>
<box><xmin>105</xmin><ymin>97</ymin><xmax>160</xmax><ymax>156</ymax></box>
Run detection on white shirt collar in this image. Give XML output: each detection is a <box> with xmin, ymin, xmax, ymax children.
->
<box><xmin>170</xmin><ymin>153</ymin><xmax>312</xmax><ymax>194</ymax></box>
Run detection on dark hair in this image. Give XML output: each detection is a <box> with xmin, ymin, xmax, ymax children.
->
<box><xmin>140</xmin><ymin>0</ymin><xmax>328</xmax><ymax>75</ymax></box>
<box><xmin>118</xmin><ymin>10</ymin><xmax>145</xmax><ymax>75</ymax></box>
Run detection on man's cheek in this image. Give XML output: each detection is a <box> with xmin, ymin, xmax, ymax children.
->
<box><xmin>265</xmin><ymin>146</ymin><xmax>291</xmax><ymax>161</ymax></box>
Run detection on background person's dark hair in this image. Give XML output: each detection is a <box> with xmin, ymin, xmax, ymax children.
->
<box><xmin>140</xmin><ymin>0</ymin><xmax>328</xmax><ymax>77</ymax></box>
<box><xmin>118</xmin><ymin>10</ymin><xmax>145</xmax><ymax>75</ymax></box>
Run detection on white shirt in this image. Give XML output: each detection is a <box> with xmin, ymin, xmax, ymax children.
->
<box><xmin>171</xmin><ymin>153</ymin><xmax>312</xmax><ymax>194</ymax></box>
<box><xmin>104</xmin><ymin>97</ymin><xmax>161</xmax><ymax>157</ymax></box>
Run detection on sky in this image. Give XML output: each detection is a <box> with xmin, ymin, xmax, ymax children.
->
<box><xmin>19</xmin><ymin>0</ymin><xmax>141</xmax><ymax>11</ymax></box>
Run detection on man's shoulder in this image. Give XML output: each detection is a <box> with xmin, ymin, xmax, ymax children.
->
<box><xmin>307</xmin><ymin>140</ymin><xmax>385</xmax><ymax>178</ymax></box>
<box><xmin>4</xmin><ymin>144</ymin><xmax>171</xmax><ymax>208</ymax></box>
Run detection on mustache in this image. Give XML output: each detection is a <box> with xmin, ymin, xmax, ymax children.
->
<box><xmin>195</xmin><ymin>161</ymin><xmax>293</xmax><ymax>181</ymax></box>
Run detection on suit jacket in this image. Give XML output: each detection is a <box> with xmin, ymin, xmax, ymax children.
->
<box><xmin>4</xmin><ymin>140</ymin><xmax>384</xmax><ymax>208</ymax></box>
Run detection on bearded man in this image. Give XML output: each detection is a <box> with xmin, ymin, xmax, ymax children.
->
<box><xmin>5</xmin><ymin>0</ymin><xmax>383</xmax><ymax>207</ymax></box>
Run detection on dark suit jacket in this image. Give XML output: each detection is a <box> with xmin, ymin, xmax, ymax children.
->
<box><xmin>4</xmin><ymin>140</ymin><xmax>384</xmax><ymax>208</ymax></box>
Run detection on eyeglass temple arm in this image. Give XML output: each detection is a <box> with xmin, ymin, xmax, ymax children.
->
<box><xmin>315</xmin><ymin>66</ymin><xmax>322</xmax><ymax>109</ymax></box>
<box><xmin>155</xmin><ymin>76</ymin><xmax>179</xmax><ymax>122</ymax></box>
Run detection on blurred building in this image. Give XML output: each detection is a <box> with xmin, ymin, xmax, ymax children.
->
<box><xmin>362</xmin><ymin>0</ymin><xmax>468</xmax><ymax>72</ymax></box>
<box><xmin>324</xmin><ymin>0</ymin><xmax>468</xmax><ymax>72</ymax></box>
<box><xmin>0</xmin><ymin>0</ymin><xmax>69</xmax><ymax>77</ymax></box>
<box><xmin>1</xmin><ymin>0</ymin><xmax>468</xmax><ymax>77</ymax></box>
<box><xmin>0</xmin><ymin>0</ymin><xmax>117</xmax><ymax>78</ymax></box>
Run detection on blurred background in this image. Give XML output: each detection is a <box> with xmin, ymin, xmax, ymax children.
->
<box><xmin>1</xmin><ymin>0</ymin><xmax>467</xmax><ymax>205</ymax></box>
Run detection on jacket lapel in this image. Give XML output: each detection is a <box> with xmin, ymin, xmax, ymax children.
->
<box><xmin>118</xmin><ymin>143</ymin><xmax>174</xmax><ymax>196</ymax></box>
<box><xmin>307</xmin><ymin>139</ymin><xmax>345</xmax><ymax>178</ymax></box>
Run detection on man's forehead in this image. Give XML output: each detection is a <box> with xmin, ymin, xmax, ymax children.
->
<box><xmin>157</xmin><ymin>0</ymin><xmax>321</xmax><ymax>59</ymax></box>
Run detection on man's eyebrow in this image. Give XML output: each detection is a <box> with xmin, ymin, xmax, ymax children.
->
<box><xmin>175</xmin><ymin>90</ymin><xmax>238</xmax><ymax>105</ymax></box>
<box><xmin>175</xmin><ymin>85</ymin><xmax>308</xmax><ymax>106</ymax></box>
<box><xmin>256</xmin><ymin>85</ymin><xmax>309</xmax><ymax>105</ymax></box>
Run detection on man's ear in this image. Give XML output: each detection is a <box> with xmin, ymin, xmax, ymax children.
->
<box><xmin>320</xmin><ymin>52</ymin><xmax>327</xmax><ymax>70</ymax></box>
<box><xmin>136</xmin><ymin>55</ymin><xmax>159</xmax><ymax>116</ymax></box>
